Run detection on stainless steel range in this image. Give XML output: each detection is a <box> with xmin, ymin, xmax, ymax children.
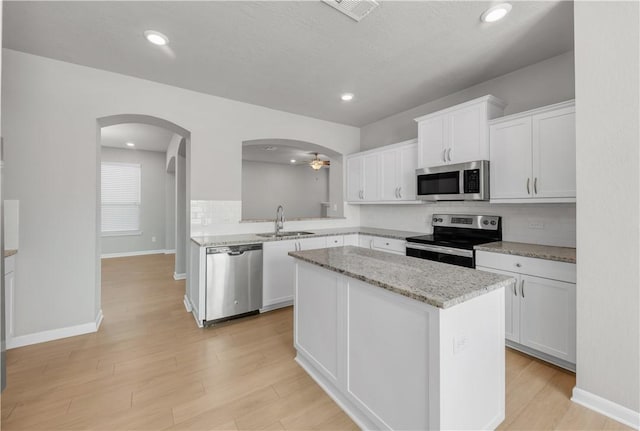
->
<box><xmin>405</xmin><ymin>214</ymin><xmax>502</xmax><ymax>268</ymax></box>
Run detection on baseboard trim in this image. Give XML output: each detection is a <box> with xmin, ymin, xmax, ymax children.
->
<box><xmin>260</xmin><ymin>299</ymin><xmax>293</xmax><ymax>313</ymax></box>
<box><xmin>101</xmin><ymin>249</ymin><xmax>166</xmax><ymax>259</ymax></box>
<box><xmin>183</xmin><ymin>294</ymin><xmax>192</xmax><ymax>312</ymax></box>
<box><xmin>164</xmin><ymin>249</ymin><xmax>176</xmax><ymax>255</ymax></box>
<box><xmin>572</xmin><ymin>387</ymin><xmax>640</xmax><ymax>430</ymax></box>
<box><xmin>7</xmin><ymin>310</ymin><xmax>103</xmax><ymax>349</ymax></box>
<box><xmin>173</xmin><ymin>272</ymin><xmax>186</xmax><ymax>280</ymax></box>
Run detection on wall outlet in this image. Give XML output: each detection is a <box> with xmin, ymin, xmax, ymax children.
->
<box><xmin>528</xmin><ymin>222</ymin><xmax>545</xmax><ymax>230</ymax></box>
<box><xmin>151</xmin><ymin>236</ymin><xmax>157</xmax><ymax>242</ymax></box>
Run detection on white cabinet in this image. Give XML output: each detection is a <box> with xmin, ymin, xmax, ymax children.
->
<box><xmin>380</xmin><ymin>140</ymin><xmax>418</xmax><ymax>201</ymax></box>
<box><xmin>262</xmin><ymin>236</ymin><xmax>347</xmax><ymax>312</ymax></box>
<box><xmin>357</xmin><ymin>234</ymin><xmax>406</xmax><ymax>255</ymax></box>
<box><xmin>346</xmin><ymin>140</ymin><xmax>420</xmax><ymax>204</ymax></box>
<box><xmin>476</xmin><ymin>251</ymin><xmax>576</xmax><ymax>369</ymax></box>
<box><xmin>489</xmin><ymin>100</ymin><xmax>576</xmax><ymax>203</ymax></box>
<box><xmin>346</xmin><ymin>153</ymin><xmax>380</xmax><ymax>202</ymax></box>
<box><xmin>343</xmin><ymin>234</ymin><xmax>358</xmax><ymax>246</ymax></box>
<box><xmin>415</xmin><ymin>95</ymin><xmax>506</xmax><ymax>168</ymax></box>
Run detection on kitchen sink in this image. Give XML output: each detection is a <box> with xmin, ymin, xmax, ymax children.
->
<box><xmin>256</xmin><ymin>231</ymin><xmax>315</xmax><ymax>238</ymax></box>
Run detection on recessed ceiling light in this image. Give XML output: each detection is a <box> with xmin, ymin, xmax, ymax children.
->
<box><xmin>125</xmin><ymin>142</ymin><xmax>136</xmax><ymax>147</ymax></box>
<box><xmin>341</xmin><ymin>93</ymin><xmax>354</xmax><ymax>102</ymax></box>
<box><xmin>480</xmin><ymin>3</ymin><xmax>512</xmax><ymax>23</ymax></box>
<box><xmin>144</xmin><ymin>30</ymin><xmax>169</xmax><ymax>46</ymax></box>
<box><xmin>290</xmin><ymin>159</ymin><xmax>296</xmax><ymax>163</ymax></box>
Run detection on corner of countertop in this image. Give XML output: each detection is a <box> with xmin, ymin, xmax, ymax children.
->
<box><xmin>4</xmin><ymin>249</ymin><xmax>18</xmax><ymax>258</ymax></box>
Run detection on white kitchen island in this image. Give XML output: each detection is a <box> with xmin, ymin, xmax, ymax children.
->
<box><xmin>289</xmin><ymin>246</ymin><xmax>514</xmax><ymax>431</ymax></box>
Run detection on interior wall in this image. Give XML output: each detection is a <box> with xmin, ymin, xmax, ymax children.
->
<box><xmin>100</xmin><ymin>147</ymin><xmax>168</xmax><ymax>255</ymax></box>
<box><xmin>175</xmin><ymin>153</ymin><xmax>186</xmax><ymax>276</ymax></box>
<box><xmin>574</xmin><ymin>1</ymin><xmax>639</xmax><ymax>416</ymax></box>
<box><xmin>164</xmin><ymin>172</ymin><xmax>176</xmax><ymax>252</ymax></box>
<box><xmin>1</xmin><ymin>49</ymin><xmax>360</xmax><ymax>338</ymax></box>
<box><xmin>357</xmin><ymin>50</ymin><xmax>576</xmax><ymax>245</ymax></box>
<box><xmin>241</xmin><ymin>161</ymin><xmax>329</xmax><ymax>220</ymax></box>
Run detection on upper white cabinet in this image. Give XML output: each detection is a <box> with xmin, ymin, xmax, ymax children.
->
<box><xmin>347</xmin><ymin>139</ymin><xmax>419</xmax><ymax>204</ymax></box>
<box><xmin>414</xmin><ymin>96</ymin><xmax>506</xmax><ymax>168</ymax></box>
<box><xmin>489</xmin><ymin>100</ymin><xmax>576</xmax><ymax>203</ymax></box>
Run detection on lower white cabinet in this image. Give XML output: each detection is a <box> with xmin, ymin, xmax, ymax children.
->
<box><xmin>476</xmin><ymin>251</ymin><xmax>576</xmax><ymax>369</ymax></box>
<box><xmin>359</xmin><ymin>234</ymin><xmax>406</xmax><ymax>255</ymax></box>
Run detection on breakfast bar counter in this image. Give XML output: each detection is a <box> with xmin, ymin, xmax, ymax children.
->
<box><xmin>289</xmin><ymin>246</ymin><xmax>514</xmax><ymax>430</ymax></box>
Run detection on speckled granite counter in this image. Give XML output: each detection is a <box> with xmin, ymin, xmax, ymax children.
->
<box><xmin>191</xmin><ymin>227</ymin><xmax>422</xmax><ymax>247</ymax></box>
<box><xmin>474</xmin><ymin>241</ymin><xmax>576</xmax><ymax>264</ymax></box>
<box><xmin>4</xmin><ymin>249</ymin><xmax>17</xmax><ymax>258</ymax></box>
<box><xmin>289</xmin><ymin>246</ymin><xmax>513</xmax><ymax>309</ymax></box>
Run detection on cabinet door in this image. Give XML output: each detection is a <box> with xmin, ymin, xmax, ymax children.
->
<box><xmin>262</xmin><ymin>240</ymin><xmax>298</xmax><ymax>308</ymax></box>
<box><xmin>346</xmin><ymin>156</ymin><xmax>363</xmax><ymax>202</ymax></box>
<box><xmin>489</xmin><ymin>117</ymin><xmax>533</xmax><ymax>199</ymax></box>
<box><xmin>449</xmin><ymin>103</ymin><xmax>486</xmax><ymax>163</ymax></box>
<box><xmin>418</xmin><ymin>115</ymin><xmax>448</xmax><ymax>168</ymax></box>
<box><xmin>343</xmin><ymin>234</ymin><xmax>358</xmax><ymax>246</ymax></box>
<box><xmin>519</xmin><ymin>275</ymin><xmax>576</xmax><ymax>363</ymax></box>
<box><xmin>532</xmin><ymin>107</ymin><xmax>576</xmax><ymax>198</ymax></box>
<box><xmin>299</xmin><ymin>237</ymin><xmax>327</xmax><ymax>251</ymax></box>
<box><xmin>358</xmin><ymin>234</ymin><xmax>374</xmax><ymax>249</ymax></box>
<box><xmin>398</xmin><ymin>144</ymin><xmax>417</xmax><ymax>200</ymax></box>
<box><xmin>362</xmin><ymin>153</ymin><xmax>380</xmax><ymax>201</ymax></box>
<box><xmin>477</xmin><ymin>266</ymin><xmax>520</xmax><ymax>343</ymax></box>
<box><xmin>325</xmin><ymin>236</ymin><xmax>344</xmax><ymax>248</ymax></box>
<box><xmin>380</xmin><ymin>149</ymin><xmax>400</xmax><ymax>201</ymax></box>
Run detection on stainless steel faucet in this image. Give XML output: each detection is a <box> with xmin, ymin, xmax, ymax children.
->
<box><xmin>275</xmin><ymin>205</ymin><xmax>285</xmax><ymax>236</ymax></box>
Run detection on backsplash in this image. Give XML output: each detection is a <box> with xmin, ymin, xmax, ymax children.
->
<box><xmin>359</xmin><ymin>202</ymin><xmax>576</xmax><ymax>247</ymax></box>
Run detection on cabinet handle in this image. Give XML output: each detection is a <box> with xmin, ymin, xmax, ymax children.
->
<box><xmin>534</xmin><ymin>177</ymin><xmax>538</xmax><ymax>194</ymax></box>
<box><xmin>398</xmin><ymin>187</ymin><xmax>402</xmax><ymax>198</ymax></box>
<box><xmin>513</xmin><ymin>281</ymin><xmax>518</xmax><ymax>296</ymax></box>
<box><xmin>442</xmin><ymin>149</ymin><xmax>447</xmax><ymax>162</ymax></box>
<box><xmin>394</xmin><ymin>187</ymin><xmax>399</xmax><ymax>198</ymax></box>
<box><xmin>369</xmin><ymin>239</ymin><xmax>373</xmax><ymax>249</ymax></box>
<box><xmin>526</xmin><ymin>178</ymin><xmax>531</xmax><ymax>195</ymax></box>
<box><xmin>521</xmin><ymin>279</ymin><xmax>525</xmax><ymax>298</ymax></box>
<box><xmin>447</xmin><ymin>148</ymin><xmax>452</xmax><ymax>162</ymax></box>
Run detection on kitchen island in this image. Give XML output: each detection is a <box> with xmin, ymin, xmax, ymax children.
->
<box><xmin>289</xmin><ymin>246</ymin><xmax>514</xmax><ymax>431</ymax></box>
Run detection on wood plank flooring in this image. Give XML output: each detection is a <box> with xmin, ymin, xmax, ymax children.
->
<box><xmin>0</xmin><ymin>254</ymin><xmax>631</xmax><ymax>430</ymax></box>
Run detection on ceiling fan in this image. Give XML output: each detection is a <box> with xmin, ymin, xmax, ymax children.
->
<box><xmin>308</xmin><ymin>153</ymin><xmax>330</xmax><ymax>170</ymax></box>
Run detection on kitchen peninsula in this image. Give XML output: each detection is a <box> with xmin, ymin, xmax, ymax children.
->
<box><xmin>289</xmin><ymin>246</ymin><xmax>514</xmax><ymax>430</ymax></box>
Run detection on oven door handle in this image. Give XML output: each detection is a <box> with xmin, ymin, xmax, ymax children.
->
<box><xmin>406</xmin><ymin>243</ymin><xmax>474</xmax><ymax>258</ymax></box>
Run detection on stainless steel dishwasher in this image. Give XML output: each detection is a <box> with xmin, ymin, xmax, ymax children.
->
<box><xmin>205</xmin><ymin>243</ymin><xmax>263</xmax><ymax>324</ymax></box>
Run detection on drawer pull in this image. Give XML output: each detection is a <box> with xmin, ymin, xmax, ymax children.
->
<box><xmin>521</xmin><ymin>279</ymin><xmax>525</xmax><ymax>298</ymax></box>
<box><xmin>515</xmin><ymin>263</ymin><xmax>522</xmax><ymax>268</ymax></box>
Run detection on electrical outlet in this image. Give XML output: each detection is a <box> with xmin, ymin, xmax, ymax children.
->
<box><xmin>528</xmin><ymin>222</ymin><xmax>545</xmax><ymax>230</ymax></box>
<box><xmin>151</xmin><ymin>236</ymin><xmax>157</xmax><ymax>242</ymax></box>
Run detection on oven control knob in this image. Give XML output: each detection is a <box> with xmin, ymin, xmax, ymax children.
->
<box><xmin>483</xmin><ymin>220</ymin><xmax>489</xmax><ymax>225</ymax></box>
<box><xmin>438</xmin><ymin>218</ymin><xmax>444</xmax><ymax>222</ymax></box>
<box><xmin>490</xmin><ymin>220</ymin><xmax>497</xmax><ymax>225</ymax></box>
<box><xmin>432</xmin><ymin>218</ymin><xmax>438</xmax><ymax>223</ymax></box>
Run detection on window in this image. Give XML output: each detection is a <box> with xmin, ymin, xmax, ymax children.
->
<box><xmin>101</xmin><ymin>162</ymin><xmax>141</xmax><ymax>235</ymax></box>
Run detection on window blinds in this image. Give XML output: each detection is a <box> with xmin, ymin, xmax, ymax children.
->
<box><xmin>101</xmin><ymin>162</ymin><xmax>141</xmax><ymax>234</ymax></box>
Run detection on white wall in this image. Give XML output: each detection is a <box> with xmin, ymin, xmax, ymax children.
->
<box><xmin>241</xmin><ymin>161</ymin><xmax>329</xmax><ymax>220</ymax></box>
<box><xmin>165</xmin><ymin>172</ymin><xmax>175</xmax><ymax>251</ymax></box>
<box><xmin>357</xmin><ymin>51</ymin><xmax>576</xmax><ymax>247</ymax></box>
<box><xmin>100</xmin><ymin>147</ymin><xmax>168</xmax><ymax>255</ymax></box>
<box><xmin>1</xmin><ymin>49</ymin><xmax>359</xmax><ymax>339</ymax></box>
<box><xmin>360</xmin><ymin>51</ymin><xmax>575</xmax><ymax>150</ymax></box>
<box><xmin>574</xmin><ymin>1</ymin><xmax>639</xmax><ymax>419</ymax></box>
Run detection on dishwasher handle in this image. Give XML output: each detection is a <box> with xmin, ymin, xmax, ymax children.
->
<box><xmin>207</xmin><ymin>243</ymin><xmax>263</xmax><ymax>254</ymax></box>
<box><xmin>227</xmin><ymin>251</ymin><xmax>245</xmax><ymax>256</ymax></box>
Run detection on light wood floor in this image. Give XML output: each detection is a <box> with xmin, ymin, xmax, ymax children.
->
<box><xmin>1</xmin><ymin>254</ymin><xmax>631</xmax><ymax>430</ymax></box>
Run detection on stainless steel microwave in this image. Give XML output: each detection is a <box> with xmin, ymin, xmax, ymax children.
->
<box><xmin>416</xmin><ymin>160</ymin><xmax>489</xmax><ymax>201</ymax></box>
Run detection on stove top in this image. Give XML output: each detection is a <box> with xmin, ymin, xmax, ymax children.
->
<box><xmin>405</xmin><ymin>214</ymin><xmax>502</xmax><ymax>250</ymax></box>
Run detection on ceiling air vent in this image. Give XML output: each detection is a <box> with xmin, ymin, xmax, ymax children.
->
<box><xmin>322</xmin><ymin>0</ymin><xmax>380</xmax><ymax>22</ymax></box>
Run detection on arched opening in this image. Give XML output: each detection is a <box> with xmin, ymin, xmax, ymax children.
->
<box><xmin>96</xmin><ymin>114</ymin><xmax>191</xmax><ymax>320</ymax></box>
<box><xmin>241</xmin><ymin>138</ymin><xmax>344</xmax><ymax>221</ymax></box>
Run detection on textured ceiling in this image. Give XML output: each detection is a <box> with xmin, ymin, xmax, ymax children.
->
<box><xmin>101</xmin><ymin>123</ymin><xmax>175</xmax><ymax>152</ymax></box>
<box><xmin>3</xmin><ymin>1</ymin><xmax>574</xmax><ymax>126</ymax></box>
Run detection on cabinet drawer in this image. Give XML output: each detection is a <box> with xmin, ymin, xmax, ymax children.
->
<box><xmin>371</xmin><ymin>237</ymin><xmax>406</xmax><ymax>255</ymax></box>
<box><xmin>326</xmin><ymin>236</ymin><xmax>344</xmax><ymax>248</ymax></box>
<box><xmin>476</xmin><ymin>251</ymin><xmax>575</xmax><ymax>283</ymax></box>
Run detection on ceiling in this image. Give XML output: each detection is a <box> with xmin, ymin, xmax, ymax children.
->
<box><xmin>3</xmin><ymin>1</ymin><xmax>574</xmax><ymax>127</ymax></box>
<box><xmin>243</xmin><ymin>140</ymin><xmax>331</xmax><ymax>166</ymax></box>
<box><xmin>101</xmin><ymin>123</ymin><xmax>175</xmax><ymax>152</ymax></box>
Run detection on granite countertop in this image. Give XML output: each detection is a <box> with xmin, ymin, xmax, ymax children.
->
<box><xmin>289</xmin><ymin>246</ymin><xmax>513</xmax><ymax>309</ymax></box>
<box><xmin>191</xmin><ymin>227</ymin><xmax>423</xmax><ymax>247</ymax></box>
<box><xmin>474</xmin><ymin>241</ymin><xmax>576</xmax><ymax>264</ymax></box>
<box><xmin>4</xmin><ymin>249</ymin><xmax>17</xmax><ymax>258</ymax></box>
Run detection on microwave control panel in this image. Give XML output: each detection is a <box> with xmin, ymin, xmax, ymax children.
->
<box><xmin>463</xmin><ymin>169</ymin><xmax>481</xmax><ymax>193</ymax></box>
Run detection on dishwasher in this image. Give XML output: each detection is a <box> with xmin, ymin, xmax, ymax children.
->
<box><xmin>205</xmin><ymin>243</ymin><xmax>263</xmax><ymax>324</ymax></box>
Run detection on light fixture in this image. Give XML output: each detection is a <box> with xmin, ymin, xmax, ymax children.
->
<box><xmin>480</xmin><ymin>3</ymin><xmax>512</xmax><ymax>23</ymax></box>
<box><xmin>125</xmin><ymin>142</ymin><xmax>136</xmax><ymax>148</ymax></box>
<box><xmin>341</xmin><ymin>93</ymin><xmax>354</xmax><ymax>102</ymax></box>
<box><xmin>144</xmin><ymin>30</ymin><xmax>169</xmax><ymax>46</ymax></box>
<box><xmin>309</xmin><ymin>153</ymin><xmax>330</xmax><ymax>170</ymax></box>
<box><xmin>290</xmin><ymin>159</ymin><xmax>296</xmax><ymax>163</ymax></box>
